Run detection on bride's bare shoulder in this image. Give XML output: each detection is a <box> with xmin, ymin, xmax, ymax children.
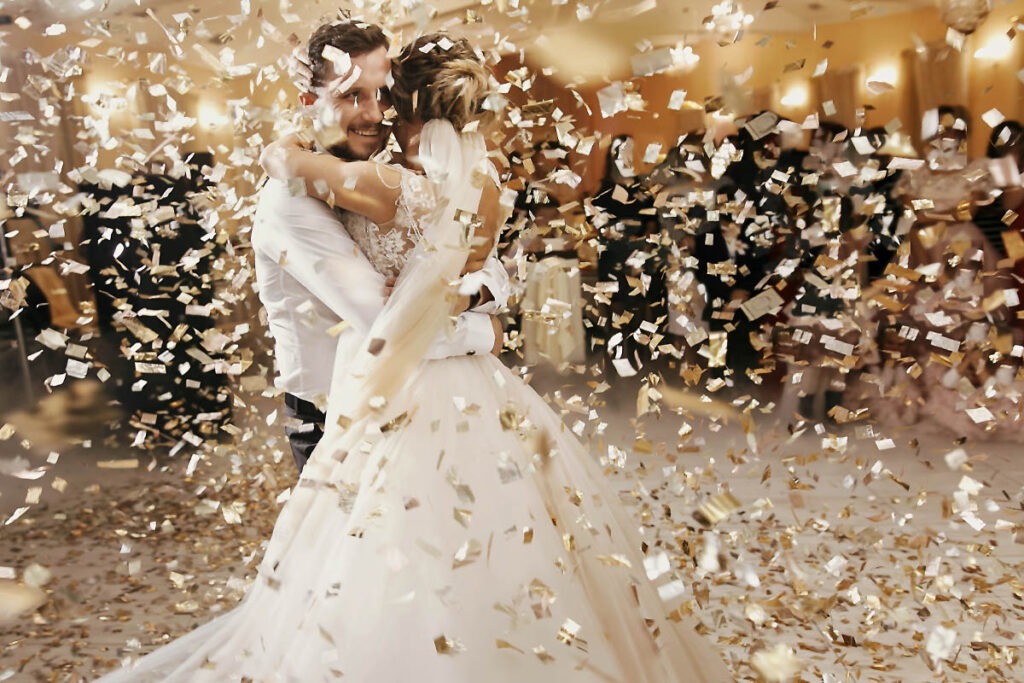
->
<box><xmin>476</xmin><ymin>177</ymin><xmax>506</xmax><ymax>240</ymax></box>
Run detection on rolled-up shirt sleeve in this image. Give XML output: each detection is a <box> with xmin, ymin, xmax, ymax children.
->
<box><xmin>426</xmin><ymin>311</ymin><xmax>495</xmax><ymax>359</ymax></box>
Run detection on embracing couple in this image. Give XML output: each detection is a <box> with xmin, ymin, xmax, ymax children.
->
<box><xmin>98</xmin><ymin>19</ymin><xmax>730</xmax><ymax>682</ymax></box>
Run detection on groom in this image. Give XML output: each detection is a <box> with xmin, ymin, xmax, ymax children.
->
<box><xmin>253</xmin><ymin>19</ymin><xmax>508</xmax><ymax>471</ymax></box>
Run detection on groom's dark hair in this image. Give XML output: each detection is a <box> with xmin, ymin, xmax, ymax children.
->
<box><xmin>306</xmin><ymin>20</ymin><xmax>389</xmax><ymax>88</ymax></box>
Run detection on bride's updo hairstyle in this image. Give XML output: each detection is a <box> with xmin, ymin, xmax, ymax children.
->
<box><xmin>390</xmin><ymin>34</ymin><xmax>496</xmax><ymax>132</ymax></box>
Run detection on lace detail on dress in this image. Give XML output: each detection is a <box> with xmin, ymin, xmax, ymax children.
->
<box><xmin>344</xmin><ymin>165</ymin><xmax>439</xmax><ymax>279</ymax></box>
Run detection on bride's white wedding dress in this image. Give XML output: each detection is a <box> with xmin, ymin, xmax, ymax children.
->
<box><xmin>97</xmin><ymin>126</ymin><xmax>730</xmax><ymax>682</ymax></box>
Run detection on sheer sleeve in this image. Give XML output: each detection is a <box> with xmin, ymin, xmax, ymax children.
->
<box><xmin>391</xmin><ymin>171</ymin><xmax>437</xmax><ymax>236</ymax></box>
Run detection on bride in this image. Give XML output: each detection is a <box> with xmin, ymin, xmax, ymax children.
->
<box><xmin>97</xmin><ymin>34</ymin><xmax>731</xmax><ymax>682</ymax></box>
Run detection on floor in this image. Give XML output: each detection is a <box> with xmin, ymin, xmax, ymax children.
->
<box><xmin>0</xmin><ymin>347</ymin><xmax>1022</xmax><ymax>681</ymax></box>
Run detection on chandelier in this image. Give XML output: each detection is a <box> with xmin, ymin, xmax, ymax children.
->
<box><xmin>703</xmin><ymin>0</ymin><xmax>754</xmax><ymax>45</ymax></box>
<box><xmin>670</xmin><ymin>44</ymin><xmax>701</xmax><ymax>71</ymax></box>
<box><xmin>938</xmin><ymin>0</ymin><xmax>992</xmax><ymax>34</ymax></box>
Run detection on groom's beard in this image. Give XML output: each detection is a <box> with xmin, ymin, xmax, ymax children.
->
<box><xmin>328</xmin><ymin>131</ymin><xmax>392</xmax><ymax>162</ymax></box>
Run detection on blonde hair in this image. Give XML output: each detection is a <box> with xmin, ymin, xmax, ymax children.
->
<box><xmin>391</xmin><ymin>34</ymin><xmax>495</xmax><ymax>132</ymax></box>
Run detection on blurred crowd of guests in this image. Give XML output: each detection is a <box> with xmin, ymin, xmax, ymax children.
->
<box><xmin>500</xmin><ymin>106</ymin><xmax>1024</xmax><ymax>439</ymax></box>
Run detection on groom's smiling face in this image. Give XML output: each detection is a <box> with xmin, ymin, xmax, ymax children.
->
<box><xmin>315</xmin><ymin>46</ymin><xmax>391</xmax><ymax>161</ymax></box>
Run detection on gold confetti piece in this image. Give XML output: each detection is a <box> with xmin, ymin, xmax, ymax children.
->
<box><xmin>556</xmin><ymin>618</ymin><xmax>586</xmax><ymax>649</ymax></box>
<box><xmin>96</xmin><ymin>459</ymin><xmax>140</xmax><ymax>469</ymax></box>
<box><xmin>326</xmin><ymin>320</ymin><xmax>350</xmax><ymax>337</ymax></box>
<box><xmin>434</xmin><ymin>634</ymin><xmax>464</xmax><ymax>655</ymax></box>
<box><xmin>453</xmin><ymin>508</ymin><xmax>472</xmax><ymax>528</ymax></box>
<box><xmin>452</xmin><ymin>539</ymin><xmax>482</xmax><ymax>569</ymax></box>
<box><xmin>883</xmin><ymin>262</ymin><xmax>923</xmax><ymax>281</ymax></box>
<box><xmin>595</xmin><ymin>554</ymin><xmax>632</xmax><ymax>568</ymax></box>
<box><xmin>174</xmin><ymin>600</ymin><xmax>201</xmax><ymax>615</ymax></box>
<box><xmin>495</xmin><ymin>639</ymin><xmax>525</xmax><ymax>654</ymax></box>
<box><xmin>381</xmin><ymin>411</ymin><xmax>412</xmax><ymax>434</ymax></box>
<box><xmin>694</xmin><ymin>492</ymin><xmax>741</xmax><ymax>527</ymax></box>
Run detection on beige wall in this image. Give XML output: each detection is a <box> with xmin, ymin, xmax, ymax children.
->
<box><xmin>0</xmin><ymin>25</ymin><xmax>286</xmax><ymax>318</ymax></box>
<box><xmin>3</xmin><ymin>5</ymin><xmax>1021</xmax><ymax>216</ymax></box>
<box><xmin>551</xmin><ymin>4</ymin><xmax>1024</xmax><ymax>193</ymax></box>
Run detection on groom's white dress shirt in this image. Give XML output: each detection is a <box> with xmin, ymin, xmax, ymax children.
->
<box><xmin>253</xmin><ymin>179</ymin><xmax>508</xmax><ymax>405</ymax></box>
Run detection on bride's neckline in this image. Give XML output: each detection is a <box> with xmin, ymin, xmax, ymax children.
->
<box><xmin>389</xmin><ymin>151</ymin><xmax>426</xmax><ymax>176</ymax></box>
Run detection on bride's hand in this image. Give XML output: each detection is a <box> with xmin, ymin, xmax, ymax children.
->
<box><xmin>287</xmin><ymin>47</ymin><xmax>314</xmax><ymax>93</ymax></box>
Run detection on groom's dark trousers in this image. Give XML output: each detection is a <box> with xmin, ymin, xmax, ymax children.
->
<box><xmin>283</xmin><ymin>393</ymin><xmax>326</xmax><ymax>472</ymax></box>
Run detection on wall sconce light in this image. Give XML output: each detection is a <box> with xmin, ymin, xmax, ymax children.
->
<box><xmin>82</xmin><ymin>81</ymin><xmax>131</xmax><ymax>114</ymax></box>
<box><xmin>198</xmin><ymin>101</ymin><xmax>230</xmax><ymax>128</ymax></box>
<box><xmin>866</xmin><ymin>64</ymin><xmax>899</xmax><ymax>95</ymax></box>
<box><xmin>973</xmin><ymin>33</ymin><xmax>1013</xmax><ymax>60</ymax></box>
<box><xmin>868</xmin><ymin>64</ymin><xmax>899</xmax><ymax>86</ymax></box>
<box><xmin>779</xmin><ymin>83</ymin><xmax>808</xmax><ymax>109</ymax></box>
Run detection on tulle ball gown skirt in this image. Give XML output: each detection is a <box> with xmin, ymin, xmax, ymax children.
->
<box><xmin>97</xmin><ymin>356</ymin><xmax>731</xmax><ymax>682</ymax></box>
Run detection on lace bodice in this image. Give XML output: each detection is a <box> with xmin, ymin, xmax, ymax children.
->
<box><xmin>344</xmin><ymin>165</ymin><xmax>439</xmax><ymax>278</ymax></box>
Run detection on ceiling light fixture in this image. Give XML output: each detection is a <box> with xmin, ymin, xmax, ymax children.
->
<box><xmin>703</xmin><ymin>1</ymin><xmax>754</xmax><ymax>45</ymax></box>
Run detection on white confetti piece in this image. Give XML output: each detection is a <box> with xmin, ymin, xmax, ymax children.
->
<box><xmin>944</xmin><ymin>448</ymin><xmax>968</xmax><ymax>469</ymax></box>
<box><xmin>668</xmin><ymin>89</ymin><xmax>687</xmax><ymax>110</ymax></box>
<box><xmin>925</xmin><ymin>625</ymin><xmax>957</xmax><ymax>662</ymax></box>
<box><xmin>965</xmin><ymin>407</ymin><xmax>995</xmax><ymax>424</ymax></box>
<box><xmin>981</xmin><ymin>108</ymin><xmax>1005</xmax><ymax>127</ymax></box>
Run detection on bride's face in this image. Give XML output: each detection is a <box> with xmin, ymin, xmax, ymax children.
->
<box><xmin>395</xmin><ymin>118</ymin><xmax>425</xmax><ymax>158</ymax></box>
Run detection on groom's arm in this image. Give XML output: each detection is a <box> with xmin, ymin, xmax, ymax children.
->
<box><xmin>257</xmin><ymin>182</ymin><xmax>386</xmax><ymax>335</ymax></box>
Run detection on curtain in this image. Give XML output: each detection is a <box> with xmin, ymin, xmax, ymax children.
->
<box><xmin>1</xmin><ymin>46</ymin><xmax>94</xmax><ymax>314</ymax></box>
<box><xmin>814</xmin><ymin>66</ymin><xmax>862</xmax><ymax>130</ymax></box>
<box><xmin>751</xmin><ymin>86</ymin><xmax>774</xmax><ymax>115</ymax></box>
<box><xmin>903</xmin><ymin>43</ymin><xmax>968</xmax><ymax>145</ymax></box>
